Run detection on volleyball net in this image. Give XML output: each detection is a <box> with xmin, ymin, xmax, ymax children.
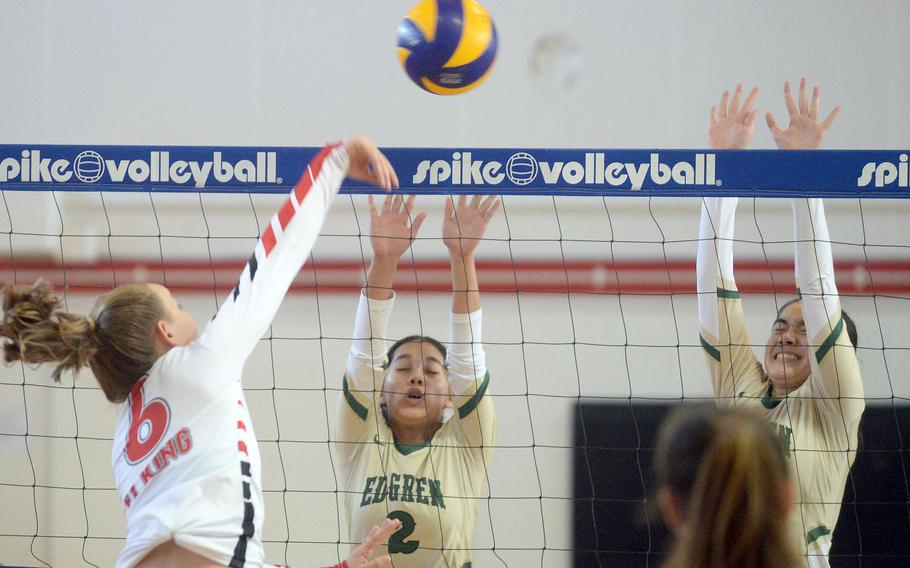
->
<box><xmin>0</xmin><ymin>145</ymin><xmax>908</xmax><ymax>567</ymax></box>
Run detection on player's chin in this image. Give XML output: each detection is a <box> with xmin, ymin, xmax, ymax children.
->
<box><xmin>768</xmin><ymin>367</ymin><xmax>810</xmax><ymax>392</ymax></box>
<box><xmin>397</xmin><ymin>404</ymin><xmax>444</xmax><ymax>424</ymax></box>
<box><xmin>392</xmin><ymin>403</ymin><xmax>430</xmax><ymax>420</ymax></box>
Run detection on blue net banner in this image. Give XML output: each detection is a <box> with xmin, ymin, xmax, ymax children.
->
<box><xmin>0</xmin><ymin>145</ymin><xmax>908</xmax><ymax>197</ymax></box>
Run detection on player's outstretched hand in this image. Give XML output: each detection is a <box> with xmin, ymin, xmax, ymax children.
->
<box><xmin>709</xmin><ymin>84</ymin><xmax>760</xmax><ymax>150</ymax></box>
<box><xmin>344</xmin><ymin>136</ymin><xmax>399</xmax><ymax>191</ymax></box>
<box><xmin>443</xmin><ymin>195</ymin><xmax>501</xmax><ymax>258</ymax></box>
<box><xmin>345</xmin><ymin>518</ymin><xmax>401</xmax><ymax>568</ymax></box>
<box><xmin>369</xmin><ymin>194</ymin><xmax>426</xmax><ymax>261</ymax></box>
<box><xmin>765</xmin><ymin>78</ymin><xmax>841</xmax><ymax>150</ymax></box>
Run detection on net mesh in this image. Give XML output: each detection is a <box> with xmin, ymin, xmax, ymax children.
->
<box><xmin>1</xmin><ymin>187</ymin><xmax>908</xmax><ymax>567</ymax></box>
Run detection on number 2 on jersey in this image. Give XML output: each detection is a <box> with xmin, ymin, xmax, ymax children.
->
<box><xmin>125</xmin><ymin>376</ymin><xmax>170</xmax><ymax>464</ymax></box>
<box><xmin>387</xmin><ymin>511</ymin><xmax>419</xmax><ymax>554</ymax></box>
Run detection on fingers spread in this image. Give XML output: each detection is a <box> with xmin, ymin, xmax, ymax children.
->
<box><xmin>821</xmin><ymin>105</ymin><xmax>841</xmax><ymax>131</ymax></box>
<box><xmin>368</xmin><ymin>194</ymin><xmax>378</xmax><ymax>217</ymax></box>
<box><xmin>488</xmin><ymin>199</ymin><xmax>502</xmax><ymax>218</ymax></box>
<box><xmin>742</xmin><ymin>86</ymin><xmax>760</xmax><ymax>114</ymax></box>
<box><xmin>783</xmin><ymin>81</ymin><xmax>798</xmax><ymax>116</ymax></box>
<box><xmin>480</xmin><ymin>195</ymin><xmax>500</xmax><ymax>216</ymax></box>
<box><xmin>719</xmin><ymin>90</ymin><xmax>730</xmax><ymax>118</ymax></box>
<box><xmin>729</xmin><ymin>84</ymin><xmax>743</xmax><ymax>116</ymax></box>
<box><xmin>798</xmin><ymin>77</ymin><xmax>809</xmax><ymax>115</ymax></box>
<box><xmin>411</xmin><ymin>212</ymin><xmax>427</xmax><ymax>235</ymax></box>
<box><xmin>404</xmin><ymin>194</ymin><xmax>417</xmax><ymax>215</ymax></box>
<box><xmin>765</xmin><ymin>112</ymin><xmax>780</xmax><ymax>133</ymax></box>
<box><xmin>809</xmin><ymin>85</ymin><xmax>820</xmax><ymax>119</ymax></box>
<box><xmin>745</xmin><ymin>109</ymin><xmax>759</xmax><ymax>130</ymax></box>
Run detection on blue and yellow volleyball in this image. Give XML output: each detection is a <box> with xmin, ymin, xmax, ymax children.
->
<box><xmin>397</xmin><ymin>0</ymin><xmax>498</xmax><ymax>95</ymax></box>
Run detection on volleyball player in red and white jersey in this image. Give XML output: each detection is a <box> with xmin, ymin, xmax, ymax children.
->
<box><xmin>1</xmin><ymin>137</ymin><xmax>400</xmax><ymax>568</ymax></box>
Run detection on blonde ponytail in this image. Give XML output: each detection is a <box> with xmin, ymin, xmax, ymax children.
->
<box><xmin>1</xmin><ymin>280</ymin><xmax>97</xmax><ymax>381</ymax></box>
<box><xmin>2</xmin><ymin>280</ymin><xmax>166</xmax><ymax>402</ymax></box>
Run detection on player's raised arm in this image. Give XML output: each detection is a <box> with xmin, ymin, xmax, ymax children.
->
<box><xmin>348</xmin><ymin>195</ymin><xmax>425</xmax><ymax>388</ymax></box>
<box><xmin>337</xmin><ymin>194</ymin><xmax>425</xmax><ymax>455</ymax></box>
<box><xmin>791</xmin><ymin>198</ymin><xmax>863</xmax><ymax>409</ymax></box>
<box><xmin>202</xmin><ymin>137</ymin><xmax>397</xmax><ymax>368</ymax></box>
<box><xmin>698</xmin><ymin>85</ymin><xmax>762</xmax><ymax>399</ymax></box>
<box><xmin>443</xmin><ymin>195</ymin><xmax>499</xmax><ymax>454</ymax></box>
<box><xmin>770</xmin><ymin>79</ymin><xmax>863</xmax><ymax>412</ymax></box>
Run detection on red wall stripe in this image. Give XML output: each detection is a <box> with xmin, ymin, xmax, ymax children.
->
<box><xmin>1</xmin><ymin>259</ymin><xmax>906</xmax><ymax>295</ymax></box>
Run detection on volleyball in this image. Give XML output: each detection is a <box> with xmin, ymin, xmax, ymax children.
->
<box><xmin>396</xmin><ymin>0</ymin><xmax>498</xmax><ymax>95</ymax></box>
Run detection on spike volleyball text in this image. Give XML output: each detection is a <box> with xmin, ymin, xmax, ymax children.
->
<box><xmin>0</xmin><ymin>149</ymin><xmax>278</xmax><ymax>189</ymax></box>
<box><xmin>412</xmin><ymin>152</ymin><xmax>718</xmax><ymax>190</ymax></box>
<box><xmin>857</xmin><ymin>154</ymin><xmax>909</xmax><ymax>188</ymax></box>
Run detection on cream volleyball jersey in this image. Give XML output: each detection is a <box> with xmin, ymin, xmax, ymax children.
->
<box><xmin>336</xmin><ymin>293</ymin><xmax>495</xmax><ymax>568</ymax></box>
<box><xmin>696</xmin><ymin>198</ymin><xmax>865</xmax><ymax>568</ymax></box>
<box><xmin>112</xmin><ymin>144</ymin><xmax>350</xmax><ymax>568</ymax></box>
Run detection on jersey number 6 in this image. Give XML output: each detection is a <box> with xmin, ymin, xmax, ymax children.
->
<box><xmin>125</xmin><ymin>376</ymin><xmax>171</xmax><ymax>464</ymax></box>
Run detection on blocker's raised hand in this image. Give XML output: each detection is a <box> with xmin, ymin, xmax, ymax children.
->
<box><xmin>369</xmin><ymin>194</ymin><xmax>426</xmax><ymax>261</ymax></box>
<box><xmin>443</xmin><ymin>195</ymin><xmax>501</xmax><ymax>258</ymax></box>
<box><xmin>709</xmin><ymin>84</ymin><xmax>760</xmax><ymax>150</ymax></box>
<box><xmin>765</xmin><ymin>78</ymin><xmax>841</xmax><ymax>150</ymax></box>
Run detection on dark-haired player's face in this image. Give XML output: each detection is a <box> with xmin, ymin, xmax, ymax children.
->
<box><xmin>764</xmin><ymin>301</ymin><xmax>811</xmax><ymax>394</ymax></box>
<box><xmin>380</xmin><ymin>341</ymin><xmax>452</xmax><ymax>431</ymax></box>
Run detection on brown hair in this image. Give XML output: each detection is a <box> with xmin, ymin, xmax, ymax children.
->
<box><xmin>1</xmin><ymin>280</ymin><xmax>166</xmax><ymax>403</ymax></box>
<box><xmin>655</xmin><ymin>405</ymin><xmax>798</xmax><ymax>568</ymax></box>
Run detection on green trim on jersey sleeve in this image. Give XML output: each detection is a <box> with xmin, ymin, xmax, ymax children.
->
<box><xmin>761</xmin><ymin>383</ymin><xmax>783</xmax><ymax>409</ymax></box>
<box><xmin>700</xmin><ymin>334</ymin><xmax>721</xmax><ymax>363</ymax></box>
<box><xmin>806</xmin><ymin>524</ymin><xmax>831</xmax><ymax>545</ymax></box>
<box><xmin>716</xmin><ymin>287</ymin><xmax>741</xmax><ymax>299</ymax></box>
<box><xmin>815</xmin><ymin>314</ymin><xmax>845</xmax><ymax>365</ymax></box>
<box><xmin>343</xmin><ymin>375</ymin><xmax>369</xmax><ymax>421</ymax></box>
<box><xmin>461</xmin><ymin>563</ymin><xmax>472</xmax><ymax>568</ymax></box>
<box><xmin>457</xmin><ymin>371</ymin><xmax>491</xmax><ymax>419</ymax></box>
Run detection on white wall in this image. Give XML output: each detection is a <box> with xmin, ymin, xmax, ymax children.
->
<box><xmin>1</xmin><ymin>1</ymin><xmax>909</xmax><ymax>566</ymax></box>
<box><xmin>2</xmin><ymin>1</ymin><xmax>909</xmax><ymax>148</ymax></box>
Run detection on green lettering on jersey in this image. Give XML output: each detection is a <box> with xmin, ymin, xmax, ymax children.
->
<box><xmin>402</xmin><ymin>474</ymin><xmax>415</xmax><ymax>503</ymax></box>
<box><xmin>372</xmin><ymin>476</ymin><xmax>387</xmax><ymax>504</ymax></box>
<box><xmin>361</xmin><ymin>476</ymin><xmax>376</xmax><ymax>507</ymax></box>
<box><xmin>429</xmin><ymin>479</ymin><xmax>446</xmax><ymax>509</ymax></box>
<box><xmin>389</xmin><ymin>473</ymin><xmax>401</xmax><ymax>501</ymax></box>
<box><xmin>806</xmin><ymin>525</ymin><xmax>831</xmax><ymax>545</ymax></box>
<box><xmin>776</xmin><ymin>423</ymin><xmax>794</xmax><ymax>457</ymax></box>
<box><xmin>416</xmin><ymin>477</ymin><xmax>429</xmax><ymax>505</ymax></box>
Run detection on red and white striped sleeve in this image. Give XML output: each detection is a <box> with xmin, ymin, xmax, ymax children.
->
<box><xmin>198</xmin><ymin>144</ymin><xmax>350</xmax><ymax>367</ymax></box>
